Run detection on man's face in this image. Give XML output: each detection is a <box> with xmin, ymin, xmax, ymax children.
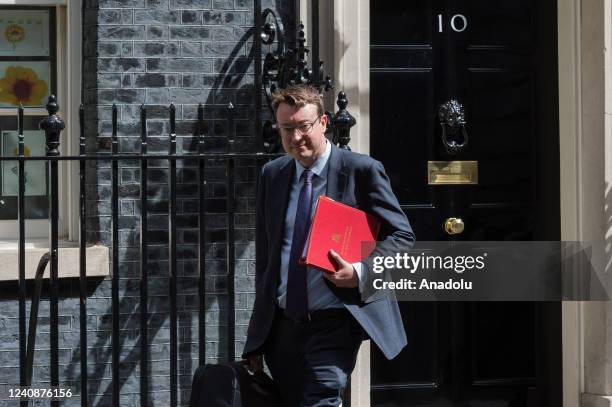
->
<box><xmin>276</xmin><ymin>102</ymin><xmax>328</xmax><ymax>168</ymax></box>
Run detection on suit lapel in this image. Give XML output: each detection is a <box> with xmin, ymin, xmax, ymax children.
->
<box><xmin>269</xmin><ymin>158</ymin><xmax>294</xmax><ymax>271</ymax></box>
<box><xmin>324</xmin><ymin>145</ymin><xmax>362</xmax><ymax>303</ymax></box>
<box><xmin>326</xmin><ymin>144</ymin><xmax>348</xmax><ymax>202</ymax></box>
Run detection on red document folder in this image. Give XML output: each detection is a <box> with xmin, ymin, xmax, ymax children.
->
<box><xmin>300</xmin><ymin>196</ymin><xmax>381</xmax><ymax>273</ymax></box>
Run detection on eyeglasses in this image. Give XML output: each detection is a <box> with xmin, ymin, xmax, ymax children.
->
<box><xmin>277</xmin><ymin>115</ymin><xmax>323</xmax><ymax>136</ymax></box>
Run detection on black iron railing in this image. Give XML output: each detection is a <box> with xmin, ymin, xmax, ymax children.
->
<box><xmin>2</xmin><ymin>92</ymin><xmax>355</xmax><ymax>407</ymax></box>
<box><xmin>7</xmin><ymin>98</ymin><xmax>282</xmax><ymax>407</ymax></box>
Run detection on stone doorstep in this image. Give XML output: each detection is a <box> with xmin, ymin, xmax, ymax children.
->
<box><xmin>0</xmin><ymin>242</ymin><xmax>109</xmax><ymax>281</ymax></box>
<box><xmin>583</xmin><ymin>394</ymin><xmax>612</xmax><ymax>407</ymax></box>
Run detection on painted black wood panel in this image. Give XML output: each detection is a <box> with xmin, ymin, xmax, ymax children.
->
<box><xmin>369</xmin><ymin>0</ymin><xmax>561</xmax><ymax>405</ymax></box>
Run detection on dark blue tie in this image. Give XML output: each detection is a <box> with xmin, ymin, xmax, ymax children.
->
<box><xmin>286</xmin><ymin>169</ymin><xmax>314</xmax><ymax>320</ymax></box>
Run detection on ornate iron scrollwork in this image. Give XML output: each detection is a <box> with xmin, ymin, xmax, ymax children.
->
<box><xmin>261</xmin><ymin>9</ymin><xmax>286</xmax><ymax>112</ymax></box>
<box><xmin>438</xmin><ymin>99</ymin><xmax>469</xmax><ymax>155</ymax></box>
<box><xmin>261</xmin><ymin>11</ymin><xmax>334</xmax><ymax>153</ymax></box>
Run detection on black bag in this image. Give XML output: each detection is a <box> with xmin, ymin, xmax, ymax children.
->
<box><xmin>189</xmin><ymin>362</ymin><xmax>284</xmax><ymax>407</ymax></box>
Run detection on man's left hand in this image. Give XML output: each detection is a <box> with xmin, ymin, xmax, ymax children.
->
<box><xmin>323</xmin><ymin>249</ymin><xmax>358</xmax><ymax>288</ymax></box>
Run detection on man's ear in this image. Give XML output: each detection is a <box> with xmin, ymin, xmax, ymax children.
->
<box><xmin>320</xmin><ymin>112</ymin><xmax>329</xmax><ymax>127</ymax></box>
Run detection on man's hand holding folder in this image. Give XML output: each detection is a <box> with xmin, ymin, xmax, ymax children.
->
<box><xmin>322</xmin><ymin>249</ymin><xmax>360</xmax><ymax>287</ymax></box>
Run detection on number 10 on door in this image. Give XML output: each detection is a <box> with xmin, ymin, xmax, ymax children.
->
<box><xmin>438</xmin><ymin>14</ymin><xmax>468</xmax><ymax>33</ymax></box>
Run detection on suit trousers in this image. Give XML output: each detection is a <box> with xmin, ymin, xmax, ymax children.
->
<box><xmin>264</xmin><ymin>308</ymin><xmax>363</xmax><ymax>407</ymax></box>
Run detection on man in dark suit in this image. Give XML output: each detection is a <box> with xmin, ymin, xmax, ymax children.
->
<box><xmin>242</xmin><ymin>85</ymin><xmax>414</xmax><ymax>407</ymax></box>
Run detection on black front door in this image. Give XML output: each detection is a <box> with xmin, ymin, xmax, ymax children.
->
<box><xmin>369</xmin><ymin>1</ymin><xmax>561</xmax><ymax>406</ymax></box>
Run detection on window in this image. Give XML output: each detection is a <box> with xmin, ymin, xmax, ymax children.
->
<box><xmin>0</xmin><ymin>0</ymin><xmax>81</xmax><ymax>241</ymax></box>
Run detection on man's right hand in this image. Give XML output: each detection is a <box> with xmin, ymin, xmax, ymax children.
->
<box><xmin>244</xmin><ymin>354</ymin><xmax>263</xmax><ymax>374</ymax></box>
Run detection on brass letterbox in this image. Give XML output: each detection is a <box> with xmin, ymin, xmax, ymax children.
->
<box><xmin>427</xmin><ymin>161</ymin><xmax>478</xmax><ymax>185</ymax></box>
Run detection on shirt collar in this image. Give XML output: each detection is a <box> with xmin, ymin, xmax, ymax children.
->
<box><xmin>295</xmin><ymin>139</ymin><xmax>331</xmax><ymax>180</ymax></box>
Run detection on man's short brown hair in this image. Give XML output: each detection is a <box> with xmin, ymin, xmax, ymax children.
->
<box><xmin>271</xmin><ymin>85</ymin><xmax>324</xmax><ymax>116</ymax></box>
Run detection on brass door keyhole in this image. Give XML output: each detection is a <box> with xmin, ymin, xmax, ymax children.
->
<box><xmin>444</xmin><ymin>217</ymin><xmax>464</xmax><ymax>235</ymax></box>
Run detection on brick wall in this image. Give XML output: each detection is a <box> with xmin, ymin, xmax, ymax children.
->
<box><xmin>0</xmin><ymin>0</ymin><xmax>294</xmax><ymax>405</ymax></box>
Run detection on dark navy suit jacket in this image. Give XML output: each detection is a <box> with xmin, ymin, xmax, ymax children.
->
<box><xmin>243</xmin><ymin>143</ymin><xmax>415</xmax><ymax>360</ymax></box>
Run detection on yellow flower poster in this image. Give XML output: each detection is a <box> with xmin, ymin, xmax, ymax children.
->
<box><xmin>0</xmin><ymin>62</ymin><xmax>50</xmax><ymax>107</ymax></box>
<box><xmin>1</xmin><ymin>130</ymin><xmax>46</xmax><ymax>196</ymax></box>
<box><xmin>0</xmin><ymin>10</ymin><xmax>49</xmax><ymax>56</ymax></box>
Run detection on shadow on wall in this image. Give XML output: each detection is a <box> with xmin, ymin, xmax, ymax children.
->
<box><xmin>69</xmin><ymin>26</ymin><xmax>255</xmax><ymax>403</ymax></box>
<box><xmin>59</xmin><ymin>1</ymin><xmax>295</xmax><ymax>405</ymax></box>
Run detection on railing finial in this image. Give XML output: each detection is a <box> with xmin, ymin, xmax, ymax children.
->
<box><xmin>46</xmin><ymin>94</ymin><xmax>59</xmax><ymax>115</ymax></box>
<box><xmin>39</xmin><ymin>95</ymin><xmax>65</xmax><ymax>156</ymax></box>
<box><xmin>332</xmin><ymin>91</ymin><xmax>356</xmax><ymax>150</ymax></box>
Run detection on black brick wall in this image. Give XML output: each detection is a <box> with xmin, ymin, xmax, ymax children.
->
<box><xmin>0</xmin><ymin>0</ymin><xmax>294</xmax><ymax>405</ymax></box>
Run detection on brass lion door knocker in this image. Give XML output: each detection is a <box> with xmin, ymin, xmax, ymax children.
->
<box><xmin>438</xmin><ymin>99</ymin><xmax>469</xmax><ymax>155</ymax></box>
